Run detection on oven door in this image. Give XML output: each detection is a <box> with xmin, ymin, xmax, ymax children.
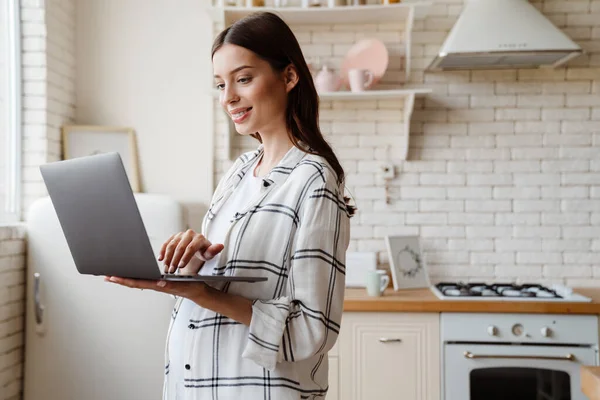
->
<box><xmin>444</xmin><ymin>343</ymin><xmax>598</xmax><ymax>400</ymax></box>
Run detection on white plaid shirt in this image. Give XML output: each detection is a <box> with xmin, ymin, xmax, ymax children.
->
<box><xmin>163</xmin><ymin>144</ymin><xmax>351</xmax><ymax>400</ymax></box>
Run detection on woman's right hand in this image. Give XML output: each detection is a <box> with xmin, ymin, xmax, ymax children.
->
<box><xmin>158</xmin><ymin>230</ymin><xmax>224</xmax><ymax>275</ymax></box>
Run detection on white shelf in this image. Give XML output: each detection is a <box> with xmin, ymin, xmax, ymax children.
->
<box><xmin>320</xmin><ymin>88</ymin><xmax>431</xmax><ymax>160</ymax></box>
<box><xmin>317</xmin><ymin>88</ymin><xmax>431</xmax><ymax>100</ymax></box>
<box><xmin>212</xmin><ymin>87</ymin><xmax>430</xmax><ymax>100</ymax></box>
<box><xmin>214</xmin><ymin>88</ymin><xmax>430</xmax><ymax>160</ymax></box>
<box><xmin>208</xmin><ymin>3</ymin><xmax>429</xmax><ymax>25</ymax></box>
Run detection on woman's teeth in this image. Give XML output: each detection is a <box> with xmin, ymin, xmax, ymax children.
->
<box><xmin>233</xmin><ymin>108</ymin><xmax>251</xmax><ymax>118</ymax></box>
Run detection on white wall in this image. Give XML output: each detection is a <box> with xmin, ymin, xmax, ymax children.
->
<box><xmin>75</xmin><ymin>0</ymin><xmax>214</xmax><ymax>229</ymax></box>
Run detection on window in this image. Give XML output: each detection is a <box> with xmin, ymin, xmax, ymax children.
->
<box><xmin>0</xmin><ymin>0</ymin><xmax>21</xmax><ymax>224</ymax></box>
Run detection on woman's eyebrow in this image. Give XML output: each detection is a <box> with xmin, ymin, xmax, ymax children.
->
<box><xmin>214</xmin><ymin>65</ymin><xmax>254</xmax><ymax>78</ymax></box>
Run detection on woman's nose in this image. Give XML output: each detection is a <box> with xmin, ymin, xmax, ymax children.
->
<box><xmin>221</xmin><ymin>86</ymin><xmax>238</xmax><ymax>106</ymax></box>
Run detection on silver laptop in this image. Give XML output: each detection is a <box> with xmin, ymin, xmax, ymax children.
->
<box><xmin>39</xmin><ymin>152</ymin><xmax>266</xmax><ymax>283</ymax></box>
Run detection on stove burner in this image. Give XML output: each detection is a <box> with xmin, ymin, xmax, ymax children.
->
<box><xmin>436</xmin><ymin>282</ymin><xmax>563</xmax><ymax>299</ymax></box>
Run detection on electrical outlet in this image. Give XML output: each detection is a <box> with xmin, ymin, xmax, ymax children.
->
<box><xmin>380</xmin><ymin>163</ymin><xmax>395</xmax><ymax>179</ymax></box>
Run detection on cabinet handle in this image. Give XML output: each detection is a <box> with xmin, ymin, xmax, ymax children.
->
<box><xmin>34</xmin><ymin>272</ymin><xmax>45</xmax><ymax>325</ymax></box>
<box><xmin>379</xmin><ymin>338</ymin><xmax>402</xmax><ymax>343</ymax></box>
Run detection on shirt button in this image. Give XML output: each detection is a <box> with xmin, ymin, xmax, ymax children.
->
<box><xmin>185</xmin><ymin>364</ymin><xmax>191</xmax><ymax>370</ymax></box>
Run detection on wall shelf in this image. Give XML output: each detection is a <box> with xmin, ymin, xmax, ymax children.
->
<box><xmin>317</xmin><ymin>88</ymin><xmax>431</xmax><ymax>100</ymax></box>
<box><xmin>214</xmin><ymin>88</ymin><xmax>431</xmax><ymax>160</ymax></box>
<box><xmin>207</xmin><ymin>3</ymin><xmax>430</xmax><ymax>25</ymax></box>
<box><xmin>322</xmin><ymin>88</ymin><xmax>431</xmax><ymax>160</ymax></box>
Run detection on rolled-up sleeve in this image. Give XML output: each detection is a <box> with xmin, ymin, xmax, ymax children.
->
<box><xmin>242</xmin><ymin>182</ymin><xmax>350</xmax><ymax>371</ymax></box>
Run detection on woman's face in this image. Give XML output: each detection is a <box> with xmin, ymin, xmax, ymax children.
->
<box><xmin>213</xmin><ymin>44</ymin><xmax>291</xmax><ymax>137</ymax></box>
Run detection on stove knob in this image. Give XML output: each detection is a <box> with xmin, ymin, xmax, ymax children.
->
<box><xmin>541</xmin><ymin>327</ymin><xmax>552</xmax><ymax>338</ymax></box>
<box><xmin>487</xmin><ymin>325</ymin><xmax>498</xmax><ymax>336</ymax></box>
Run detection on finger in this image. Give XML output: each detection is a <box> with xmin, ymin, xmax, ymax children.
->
<box><xmin>202</xmin><ymin>243</ymin><xmax>225</xmax><ymax>260</ymax></box>
<box><xmin>108</xmin><ymin>276</ymin><xmax>139</xmax><ymax>288</ymax></box>
<box><xmin>158</xmin><ymin>233</ymin><xmax>176</xmax><ymax>261</ymax></box>
<box><xmin>108</xmin><ymin>276</ymin><xmax>159</xmax><ymax>290</ymax></box>
<box><xmin>169</xmin><ymin>231</ymin><xmax>196</xmax><ymax>273</ymax></box>
<box><xmin>163</xmin><ymin>233</ymin><xmax>183</xmax><ymax>272</ymax></box>
<box><xmin>179</xmin><ymin>236</ymin><xmax>212</xmax><ymax>267</ymax></box>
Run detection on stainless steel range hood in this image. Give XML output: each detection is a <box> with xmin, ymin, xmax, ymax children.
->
<box><xmin>427</xmin><ymin>0</ymin><xmax>583</xmax><ymax>71</ymax></box>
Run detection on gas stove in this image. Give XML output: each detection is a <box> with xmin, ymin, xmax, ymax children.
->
<box><xmin>431</xmin><ymin>281</ymin><xmax>592</xmax><ymax>302</ymax></box>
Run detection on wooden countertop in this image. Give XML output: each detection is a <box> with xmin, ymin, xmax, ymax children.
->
<box><xmin>344</xmin><ymin>287</ymin><xmax>600</xmax><ymax>314</ymax></box>
<box><xmin>582</xmin><ymin>366</ymin><xmax>600</xmax><ymax>400</ymax></box>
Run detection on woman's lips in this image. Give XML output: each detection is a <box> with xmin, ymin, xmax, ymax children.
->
<box><xmin>231</xmin><ymin>107</ymin><xmax>252</xmax><ymax>124</ymax></box>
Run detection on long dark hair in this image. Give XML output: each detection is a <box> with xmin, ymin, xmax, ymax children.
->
<box><xmin>212</xmin><ymin>12</ymin><xmax>355</xmax><ymax>217</ymax></box>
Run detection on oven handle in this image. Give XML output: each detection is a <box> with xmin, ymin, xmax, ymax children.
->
<box><xmin>464</xmin><ymin>351</ymin><xmax>576</xmax><ymax>362</ymax></box>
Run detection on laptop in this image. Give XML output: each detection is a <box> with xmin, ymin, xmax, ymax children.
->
<box><xmin>39</xmin><ymin>152</ymin><xmax>267</xmax><ymax>283</ymax></box>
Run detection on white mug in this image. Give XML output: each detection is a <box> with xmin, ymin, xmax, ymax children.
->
<box><xmin>366</xmin><ymin>270</ymin><xmax>390</xmax><ymax>297</ymax></box>
<box><xmin>348</xmin><ymin>68</ymin><xmax>374</xmax><ymax>92</ymax></box>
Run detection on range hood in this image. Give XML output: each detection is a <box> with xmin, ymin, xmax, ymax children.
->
<box><xmin>427</xmin><ymin>0</ymin><xmax>583</xmax><ymax>71</ymax></box>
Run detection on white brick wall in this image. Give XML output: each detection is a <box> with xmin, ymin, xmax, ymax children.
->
<box><xmin>0</xmin><ymin>226</ymin><xmax>26</xmax><ymax>400</ymax></box>
<box><xmin>22</xmin><ymin>0</ymin><xmax>75</xmax><ymax>213</ymax></box>
<box><xmin>0</xmin><ymin>0</ymin><xmax>75</xmax><ymax>399</ymax></box>
<box><xmin>213</xmin><ymin>0</ymin><xmax>600</xmax><ymax>287</ymax></box>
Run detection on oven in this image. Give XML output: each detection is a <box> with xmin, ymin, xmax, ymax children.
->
<box><xmin>442</xmin><ymin>313</ymin><xmax>599</xmax><ymax>400</ymax></box>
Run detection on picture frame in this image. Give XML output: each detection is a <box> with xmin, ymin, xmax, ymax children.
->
<box><xmin>62</xmin><ymin>125</ymin><xmax>141</xmax><ymax>192</ymax></box>
<box><xmin>384</xmin><ymin>235</ymin><xmax>430</xmax><ymax>291</ymax></box>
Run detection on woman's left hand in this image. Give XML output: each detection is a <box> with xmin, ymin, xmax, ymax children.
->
<box><xmin>104</xmin><ymin>275</ymin><xmax>253</xmax><ymax>326</ymax></box>
<box><xmin>104</xmin><ymin>276</ymin><xmax>209</xmax><ymax>303</ymax></box>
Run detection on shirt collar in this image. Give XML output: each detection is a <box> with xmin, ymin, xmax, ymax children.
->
<box><xmin>208</xmin><ymin>143</ymin><xmax>308</xmax><ymax>219</ymax></box>
<box><xmin>235</xmin><ymin>143</ymin><xmax>307</xmax><ymax>190</ymax></box>
<box><xmin>257</xmin><ymin>143</ymin><xmax>308</xmax><ymax>188</ymax></box>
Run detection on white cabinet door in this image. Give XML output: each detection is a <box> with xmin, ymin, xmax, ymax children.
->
<box><xmin>339</xmin><ymin>313</ymin><xmax>440</xmax><ymax>400</ymax></box>
<box><xmin>328</xmin><ymin>356</ymin><xmax>339</xmax><ymax>400</ymax></box>
<box><xmin>328</xmin><ymin>339</ymin><xmax>339</xmax><ymax>400</ymax></box>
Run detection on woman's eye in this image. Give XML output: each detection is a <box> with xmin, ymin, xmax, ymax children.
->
<box><xmin>238</xmin><ymin>77</ymin><xmax>251</xmax><ymax>84</ymax></box>
<box><xmin>216</xmin><ymin>83</ymin><xmax>225</xmax><ymax>90</ymax></box>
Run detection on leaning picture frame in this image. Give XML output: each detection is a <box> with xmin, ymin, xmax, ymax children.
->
<box><xmin>384</xmin><ymin>235</ymin><xmax>430</xmax><ymax>291</ymax></box>
<box><xmin>62</xmin><ymin>125</ymin><xmax>141</xmax><ymax>192</ymax></box>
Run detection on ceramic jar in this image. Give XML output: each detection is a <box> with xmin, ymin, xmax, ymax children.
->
<box><xmin>314</xmin><ymin>66</ymin><xmax>341</xmax><ymax>93</ymax></box>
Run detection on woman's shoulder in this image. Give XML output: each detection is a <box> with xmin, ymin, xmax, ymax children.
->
<box><xmin>222</xmin><ymin>148</ymin><xmax>261</xmax><ymax>177</ymax></box>
<box><xmin>233</xmin><ymin>148</ymin><xmax>262</xmax><ymax>169</ymax></box>
<box><xmin>289</xmin><ymin>152</ymin><xmax>341</xmax><ymax>192</ymax></box>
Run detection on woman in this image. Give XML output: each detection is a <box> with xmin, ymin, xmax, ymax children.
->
<box><xmin>106</xmin><ymin>11</ymin><xmax>354</xmax><ymax>400</ymax></box>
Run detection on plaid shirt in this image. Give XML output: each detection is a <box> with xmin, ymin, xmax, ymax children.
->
<box><xmin>163</xmin><ymin>144</ymin><xmax>351</xmax><ymax>400</ymax></box>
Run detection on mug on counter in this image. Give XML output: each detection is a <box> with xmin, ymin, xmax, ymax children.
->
<box><xmin>366</xmin><ymin>270</ymin><xmax>390</xmax><ymax>297</ymax></box>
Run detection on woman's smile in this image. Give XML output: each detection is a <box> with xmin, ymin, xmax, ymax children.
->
<box><xmin>230</xmin><ymin>106</ymin><xmax>253</xmax><ymax>123</ymax></box>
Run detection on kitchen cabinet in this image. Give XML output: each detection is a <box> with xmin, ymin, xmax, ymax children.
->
<box><xmin>328</xmin><ymin>339</ymin><xmax>340</xmax><ymax>400</ymax></box>
<box><xmin>336</xmin><ymin>312</ymin><xmax>440</xmax><ymax>400</ymax></box>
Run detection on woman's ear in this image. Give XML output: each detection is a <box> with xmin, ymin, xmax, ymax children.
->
<box><xmin>283</xmin><ymin>64</ymin><xmax>299</xmax><ymax>93</ymax></box>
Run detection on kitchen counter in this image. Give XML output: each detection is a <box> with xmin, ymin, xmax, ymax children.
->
<box><xmin>344</xmin><ymin>287</ymin><xmax>600</xmax><ymax>314</ymax></box>
<box><xmin>582</xmin><ymin>366</ymin><xmax>600</xmax><ymax>400</ymax></box>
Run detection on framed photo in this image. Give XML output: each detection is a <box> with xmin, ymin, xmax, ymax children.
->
<box><xmin>62</xmin><ymin>125</ymin><xmax>141</xmax><ymax>192</ymax></box>
<box><xmin>384</xmin><ymin>235</ymin><xmax>430</xmax><ymax>291</ymax></box>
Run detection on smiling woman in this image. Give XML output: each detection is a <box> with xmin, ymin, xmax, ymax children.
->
<box><xmin>107</xmin><ymin>10</ymin><xmax>355</xmax><ymax>400</ymax></box>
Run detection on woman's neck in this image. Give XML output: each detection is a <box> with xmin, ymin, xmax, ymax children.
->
<box><xmin>255</xmin><ymin>133</ymin><xmax>294</xmax><ymax>178</ymax></box>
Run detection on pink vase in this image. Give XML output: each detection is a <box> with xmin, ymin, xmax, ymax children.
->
<box><xmin>314</xmin><ymin>66</ymin><xmax>341</xmax><ymax>93</ymax></box>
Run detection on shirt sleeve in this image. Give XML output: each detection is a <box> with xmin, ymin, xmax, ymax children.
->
<box><xmin>241</xmin><ymin>181</ymin><xmax>350</xmax><ymax>371</ymax></box>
